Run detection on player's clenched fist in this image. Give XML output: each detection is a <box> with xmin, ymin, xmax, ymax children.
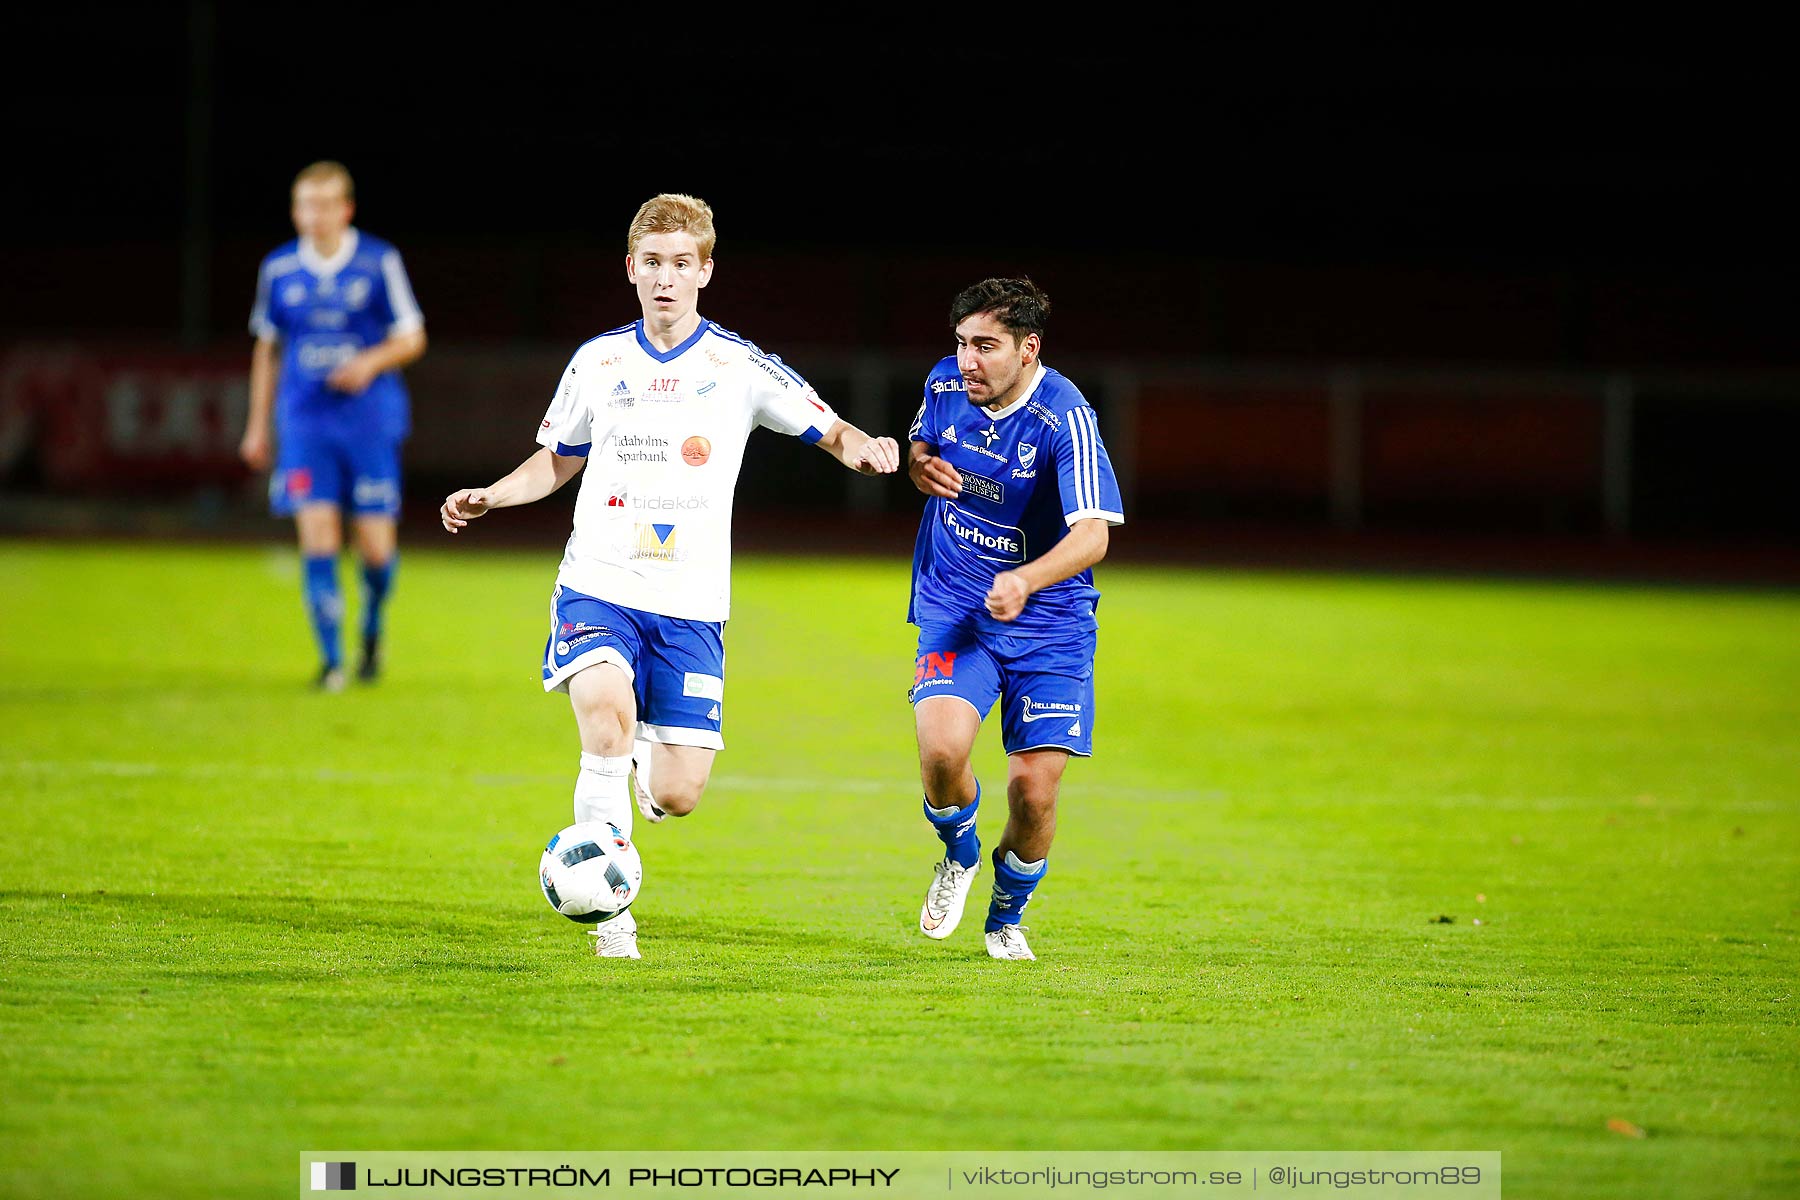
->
<box><xmin>909</xmin><ymin>452</ymin><xmax>962</xmax><ymax>499</ymax></box>
<box><xmin>984</xmin><ymin>570</ymin><xmax>1030</xmax><ymax>622</ymax></box>
<box><xmin>441</xmin><ymin>488</ymin><xmax>493</xmax><ymax>532</ymax></box>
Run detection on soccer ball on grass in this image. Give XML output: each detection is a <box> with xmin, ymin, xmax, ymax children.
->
<box><xmin>539</xmin><ymin>821</ymin><xmax>642</xmax><ymax>922</ymax></box>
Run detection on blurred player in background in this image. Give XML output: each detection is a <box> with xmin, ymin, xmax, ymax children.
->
<box><xmin>439</xmin><ymin>193</ymin><xmax>899</xmax><ymax>959</ymax></box>
<box><xmin>904</xmin><ymin>278</ymin><xmax>1124</xmax><ymax>960</ymax></box>
<box><xmin>240</xmin><ymin>161</ymin><xmax>427</xmax><ymax>691</ymax></box>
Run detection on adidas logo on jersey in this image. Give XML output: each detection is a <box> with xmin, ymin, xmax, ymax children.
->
<box><xmin>941</xmin><ymin>425</ymin><xmax>957</xmax><ymax>442</ymax></box>
<box><xmin>608</xmin><ymin>381</ymin><xmax>635</xmax><ymax>409</ymax></box>
<box><xmin>706</xmin><ymin>703</ymin><xmax>721</xmax><ymax>721</ymax></box>
<box><xmin>1067</xmin><ymin>721</ymin><xmax>1081</xmax><ymax>737</ymax></box>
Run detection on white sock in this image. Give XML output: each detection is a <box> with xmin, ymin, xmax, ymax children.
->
<box><xmin>632</xmin><ymin>736</ymin><xmax>656</xmax><ymax>807</ymax></box>
<box><xmin>1003</xmin><ymin>850</ymin><xmax>1046</xmax><ymax>875</ymax></box>
<box><xmin>575</xmin><ymin>752</ymin><xmax>634</xmax><ymax>838</ymax></box>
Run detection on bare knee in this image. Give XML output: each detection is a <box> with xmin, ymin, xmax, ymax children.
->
<box><xmin>653</xmin><ymin>781</ymin><xmax>703</xmax><ymax>817</ymax></box>
<box><xmin>567</xmin><ymin>665</ymin><xmax>634</xmax><ymax>755</ymax></box>
<box><xmin>914</xmin><ymin>698</ymin><xmax>980</xmax><ymax>805</ymax></box>
<box><xmin>919</xmin><ymin>747</ymin><xmax>969</xmax><ymax>796</ymax></box>
<box><xmin>1007</xmin><ymin>757</ymin><xmax>1066</xmax><ymax>822</ymax></box>
<box><xmin>648</xmin><ymin>749</ymin><xmax>712</xmax><ymax>817</ymax></box>
<box><xmin>1007</xmin><ymin>775</ymin><xmax>1059</xmax><ymax>821</ymax></box>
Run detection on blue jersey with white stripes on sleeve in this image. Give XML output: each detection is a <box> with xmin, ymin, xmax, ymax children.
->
<box><xmin>249</xmin><ymin>227</ymin><xmax>424</xmax><ymax>440</ymax></box>
<box><xmin>907</xmin><ymin>357</ymin><xmax>1124</xmax><ymax>637</ymax></box>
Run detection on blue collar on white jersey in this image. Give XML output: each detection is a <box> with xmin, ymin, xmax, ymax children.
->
<box><xmin>634</xmin><ymin>318</ymin><xmax>712</xmax><ymax>363</ymax></box>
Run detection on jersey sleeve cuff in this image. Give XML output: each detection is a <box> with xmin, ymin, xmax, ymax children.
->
<box><xmin>536</xmin><ymin>430</ymin><xmax>591</xmax><ymax>456</ymax></box>
<box><xmin>388</xmin><ymin>315</ymin><xmax>425</xmax><ymax>336</ymax></box>
<box><xmin>1065</xmin><ymin>508</ymin><xmax>1124</xmax><ymax>527</ymax></box>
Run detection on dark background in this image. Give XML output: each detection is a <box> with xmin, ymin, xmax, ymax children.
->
<box><xmin>5</xmin><ymin>11</ymin><xmax>1796</xmax><ymax>575</ymax></box>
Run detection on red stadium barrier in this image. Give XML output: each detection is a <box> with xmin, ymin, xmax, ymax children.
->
<box><xmin>0</xmin><ymin>346</ymin><xmax>250</xmax><ymax>493</ymax></box>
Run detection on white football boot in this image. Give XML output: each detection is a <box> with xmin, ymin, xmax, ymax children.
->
<box><xmin>919</xmin><ymin>858</ymin><xmax>980</xmax><ymax>939</ymax></box>
<box><xmin>588</xmin><ymin>909</ymin><xmax>640</xmax><ymax>959</ymax></box>
<box><xmin>632</xmin><ymin>740</ymin><xmax>667</xmax><ymax>824</ymax></box>
<box><xmin>984</xmin><ymin>924</ymin><xmax>1036</xmax><ymax>961</ymax></box>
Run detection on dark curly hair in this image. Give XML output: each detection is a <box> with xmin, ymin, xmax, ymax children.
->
<box><xmin>949</xmin><ymin>277</ymin><xmax>1051</xmax><ymax>344</ymax></box>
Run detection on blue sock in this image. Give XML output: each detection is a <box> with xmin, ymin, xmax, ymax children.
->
<box><xmin>923</xmin><ymin>782</ymin><xmax>981</xmax><ymax>869</ymax></box>
<box><xmin>361</xmin><ymin>556</ymin><xmax>395</xmax><ymax>645</ymax></box>
<box><xmin>985</xmin><ymin>848</ymin><xmax>1048</xmax><ymax>932</ymax></box>
<box><xmin>302</xmin><ymin>554</ymin><xmax>344</xmax><ymax>669</ymax></box>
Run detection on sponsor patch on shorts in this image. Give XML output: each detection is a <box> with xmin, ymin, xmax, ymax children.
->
<box><xmin>683</xmin><ymin>672</ymin><xmax>724</xmax><ymax>701</ymax></box>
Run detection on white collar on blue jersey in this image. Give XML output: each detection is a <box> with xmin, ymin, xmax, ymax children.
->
<box><xmin>298</xmin><ymin>227</ymin><xmax>360</xmax><ymax>278</ymax></box>
<box><xmin>979</xmin><ymin>362</ymin><xmax>1046</xmax><ymax>420</ymax></box>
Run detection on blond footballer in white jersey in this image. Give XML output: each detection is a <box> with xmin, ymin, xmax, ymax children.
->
<box><xmin>441</xmin><ymin>195</ymin><xmax>899</xmax><ymax>959</ymax></box>
<box><xmin>535</xmin><ymin>316</ymin><xmax>838</xmax><ymax>622</ymax></box>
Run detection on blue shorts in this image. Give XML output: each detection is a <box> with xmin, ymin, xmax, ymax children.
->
<box><xmin>543</xmin><ymin>586</ymin><xmax>726</xmax><ymax>750</ymax></box>
<box><xmin>270</xmin><ymin>425</ymin><xmax>402</xmax><ymax>517</ymax></box>
<box><xmin>909</xmin><ymin>622</ymin><xmax>1095</xmax><ymax>757</ymax></box>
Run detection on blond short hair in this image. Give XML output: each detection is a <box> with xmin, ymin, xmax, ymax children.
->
<box><xmin>627</xmin><ymin>193</ymin><xmax>715</xmax><ymax>261</ymax></box>
<box><xmin>292</xmin><ymin>161</ymin><xmax>354</xmax><ymax>201</ymax></box>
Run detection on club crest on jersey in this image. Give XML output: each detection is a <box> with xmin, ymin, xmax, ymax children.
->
<box><xmin>344</xmin><ymin>277</ymin><xmax>371</xmax><ymax>309</ymax></box>
<box><xmin>1012</xmin><ymin>437</ymin><xmax>1038</xmax><ymax>478</ymax></box>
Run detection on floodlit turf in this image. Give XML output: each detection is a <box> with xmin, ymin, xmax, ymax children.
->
<box><xmin>2</xmin><ymin>540</ymin><xmax>1797</xmax><ymax>1199</ymax></box>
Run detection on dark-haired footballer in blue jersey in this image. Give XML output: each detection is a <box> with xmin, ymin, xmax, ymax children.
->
<box><xmin>240</xmin><ymin>161</ymin><xmax>427</xmax><ymax>691</ymax></box>
<box><xmin>906</xmin><ymin>277</ymin><xmax>1124</xmax><ymax>961</ymax></box>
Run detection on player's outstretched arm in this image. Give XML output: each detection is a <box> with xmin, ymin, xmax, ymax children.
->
<box><xmin>985</xmin><ymin>518</ymin><xmax>1110</xmax><ymax>622</ymax></box>
<box><xmin>441</xmin><ymin>447</ymin><xmax>585</xmax><ymax>533</ymax></box>
<box><xmin>814</xmin><ymin>419</ymin><xmax>900</xmax><ymax>476</ymax></box>
<box><xmin>906</xmin><ymin>438</ymin><xmax>962</xmax><ymax>498</ymax></box>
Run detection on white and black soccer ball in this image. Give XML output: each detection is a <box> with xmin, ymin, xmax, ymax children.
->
<box><xmin>539</xmin><ymin>821</ymin><xmax>642</xmax><ymax>922</ymax></box>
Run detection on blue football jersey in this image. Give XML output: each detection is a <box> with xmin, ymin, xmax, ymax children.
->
<box><xmin>907</xmin><ymin>358</ymin><xmax>1124</xmax><ymax>636</ymax></box>
<box><xmin>249</xmin><ymin>228</ymin><xmax>423</xmax><ymax>439</ymax></box>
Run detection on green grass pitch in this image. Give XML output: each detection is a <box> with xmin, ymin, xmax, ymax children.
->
<box><xmin>2</xmin><ymin>540</ymin><xmax>1796</xmax><ymax>1198</ymax></box>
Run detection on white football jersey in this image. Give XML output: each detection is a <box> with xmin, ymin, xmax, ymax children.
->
<box><xmin>536</xmin><ymin>319</ymin><xmax>838</xmax><ymax>620</ymax></box>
